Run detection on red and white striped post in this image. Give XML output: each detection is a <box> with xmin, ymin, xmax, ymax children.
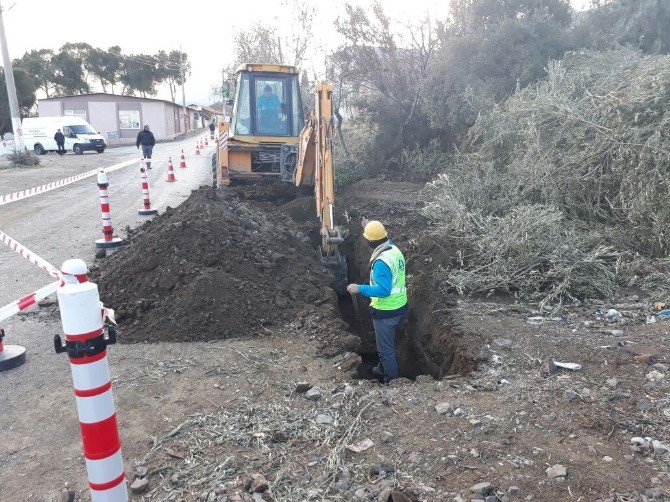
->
<box><xmin>0</xmin><ymin>327</ymin><xmax>26</xmax><ymax>371</ymax></box>
<box><xmin>95</xmin><ymin>170</ymin><xmax>124</xmax><ymax>249</ymax></box>
<box><xmin>179</xmin><ymin>150</ymin><xmax>187</xmax><ymax>168</ymax></box>
<box><xmin>138</xmin><ymin>164</ymin><xmax>158</xmax><ymax>216</ymax></box>
<box><xmin>55</xmin><ymin>259</ymin><xmax>127</xmax><ymax>501</ymax></box>
<box><xmin>166</xmin><ymin>157</ymin><xmax>177</xmax><ymax>182</ymax></box>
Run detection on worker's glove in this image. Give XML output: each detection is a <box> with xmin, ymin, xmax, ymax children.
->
<box><xmin>347</xmin><ymin>284</ymin><xmax>360</xmax><ymax>295</ymax></box>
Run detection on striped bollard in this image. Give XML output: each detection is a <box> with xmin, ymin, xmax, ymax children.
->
<box><xmin>95</xmin><ymin>171</ymin><xmax>124</xmax><ymax>249</ymax></box>
<box><xmin>55</xmin><ymin>259</ymin><xmax>127</xmax><ymax>501</ymax></box>
<box><xmin>166</xmin><ymin>157</ymin><xmax>176</xmax><ymax>182</ymax></box>
<box><xmin>138</xmin><ymin>163</ymin><xmax>158</xmax><ymax>216</ymax></box>
<box><xmin>179</xmin><ymin>150</ymin><xmax>187</xmax><ymax>168</ymax></box>
<box><xmin>0</xmin><ymin>328</ymin><xmax>26</xmax><ymax>371</ymax></box>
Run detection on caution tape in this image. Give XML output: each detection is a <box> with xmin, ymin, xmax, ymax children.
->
<box><xmin>0</xmin><ymin>281</ymin><xmax>59</xmax><ymax>323</ymax></box>
<box><xmin>0</xmin><ymin>158</ymin><xmax>137</xmax><ymax>207</ymax></box>
<box><xmin>0</xmin><ymin>229</ymin><xmax>60</xmax><ymax>279</ymax></box>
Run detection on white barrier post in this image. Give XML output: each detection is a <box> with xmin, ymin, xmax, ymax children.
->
<box><xmin>0</xmin><ymin>328</ymin><xmax>26</xmax><ymax>371</ymax></box>
<box><xmin>55</xmin><ymin>259</ymin><xmax>127</xmax><ymax>501</ymax></box>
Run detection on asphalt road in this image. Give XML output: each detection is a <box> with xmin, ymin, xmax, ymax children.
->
<box><xmin>0</xmin><ymin>133</ymin><xmax>214</xmax><ymax>500</ymax></box>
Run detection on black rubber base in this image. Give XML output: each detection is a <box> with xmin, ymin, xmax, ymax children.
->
<box><xmin>0</xmin><ymin>345</ymin><xmax>26</xmax><ymax>371</ymax></box>
<box><xmin>95</xmin><ymin>238</ymin><xmax>125</xmax><ymax>249</ymax></box>
<box><xmin>138</xmin><ymin>209</ymin><xmax>158</xmax><ymax>216</ymax></box>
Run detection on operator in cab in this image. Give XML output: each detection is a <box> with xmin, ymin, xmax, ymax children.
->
<box><xmin>347</xmin><ymin>220</ymin><xmax>409</xmax><ymax>384</ymax></box>
<box><xmin>257</xmin><ymin>85</ymin><xmax>283</xmax><ymax>134</ymax></box>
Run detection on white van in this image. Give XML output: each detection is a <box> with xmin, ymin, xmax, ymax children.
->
<box><xmin>22</xmin><ymin>117</ymin><xmax>107</xmax><ymax>155</ymax></box>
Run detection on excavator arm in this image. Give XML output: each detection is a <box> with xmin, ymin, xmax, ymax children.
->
<box><xmin>295</xmin><ymin>82</ymin><xmax>347</xmax><ymax>293</ymax></box>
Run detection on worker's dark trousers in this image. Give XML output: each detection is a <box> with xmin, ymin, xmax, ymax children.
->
<box><xmin>141</xmin><ymin>145</ymin><xmax>153</xmax><ymax>168</ymax></box>
<box><xmin>373</xmin><ymin>313</ymin><xmax>407</xmax><ymax>383</ymax></box>
<box><xmin>57</xmin><ymin>142</ymin><xmax>65</xmax><ymax>155</ymax></box>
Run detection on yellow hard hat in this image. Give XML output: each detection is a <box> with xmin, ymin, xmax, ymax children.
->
<box><xmin>363</xmin><ymin>220</ymin><xmax>388</xmax><ymax>241</ymax></box>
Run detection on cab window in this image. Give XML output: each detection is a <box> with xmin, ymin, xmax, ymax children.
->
<box><xmin>255</xmin><ymin>78</ymin><xmax>288</xmax><ymax>136</ymax></box>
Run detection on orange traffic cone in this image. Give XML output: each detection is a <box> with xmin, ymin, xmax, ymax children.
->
<box><xmin>195</xmin><ymin>143</ymin><xmax>200</xmax><ymax>155</ymax></box>
<box><xmin>166</xmin><ymin>157</ymin><xmax>177</xmax><ymax>182</ymax></box>
<box><xmin>204</xmin><ymin>137</ymin><xmax>209</xmax><ymax>146</ymax></box>
<box><xmin>179</xmin><ymin>149</ymin><xmax>187</xmax><ymax>168</ymax></box>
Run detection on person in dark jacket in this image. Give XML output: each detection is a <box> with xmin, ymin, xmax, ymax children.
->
<box><xmin>136</xmin><ymin>125</ymin><xmax>156</xmax><ymax>168</ymax></box>
<box><xmin>54</xmin><ymin>129</ymin><xmax>65</xmax><ymax>156</ymax></box>
<box><xmin>209</xmin><ymin>121</ymin><xmax>216</xmax><ymax>139</ymax></box>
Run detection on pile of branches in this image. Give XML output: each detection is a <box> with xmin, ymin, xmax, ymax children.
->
<box><xmin>424</xmin><ymin>49</ymin><xmax>670</xmax><ymax>305</ymax></box>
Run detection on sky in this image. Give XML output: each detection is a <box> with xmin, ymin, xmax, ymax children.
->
<box><xmin>2</xmin><ymin>0</ymin><xmax>593</xmax><ymax>105</ymax></box>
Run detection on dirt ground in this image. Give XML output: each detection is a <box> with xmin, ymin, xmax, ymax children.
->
<box><xmin>1</xmin><ymin>170</ymin><xmax>669</xmax><ymax>501</ymax></box>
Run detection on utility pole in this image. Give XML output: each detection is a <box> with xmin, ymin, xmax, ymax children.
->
<box><xmin>180</xmin><ymin>48</ymin><xmax>187</xmax><ymax>134</ymax></box>
<box><xmin>0</xmin><ymin>1</ymin><xmax>25</xmax><ymax>151</ymax></box>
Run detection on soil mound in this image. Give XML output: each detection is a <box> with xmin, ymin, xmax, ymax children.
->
<box><xmin>96</xmin><ymin>186</ymin><xmax>339</xmax><ymax>343</ymax></box>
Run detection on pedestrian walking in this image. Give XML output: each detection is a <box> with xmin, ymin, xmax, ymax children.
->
<box><xmin>54</xmin><ymin>129</ymin><xmax>65</xmax><ymax>156</ymax></box>
<box><xmin>136</xmin><ymin>125</ymin><xmax>156</xmax><ymax>168</ymax></box>
<box><xmin>347</xmin><ymin>220</ymin><xmax>409</xmax><ymax>384</ymax></box>
<box><xmin>209</xmin><ymin>121</ymin><xmax>216</xmax><ymax>139</ymax></box>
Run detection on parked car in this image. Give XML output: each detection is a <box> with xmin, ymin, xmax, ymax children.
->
<box><xmin>22</xmin><ymin>117</ymin><xmax>107</xmax><ymax>155</ymax></box>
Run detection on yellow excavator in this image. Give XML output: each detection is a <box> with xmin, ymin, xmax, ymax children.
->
<box><xmin>216</xmin><ymin>64</ymin><xmax>347</xmax><ymax>292</ymax></box>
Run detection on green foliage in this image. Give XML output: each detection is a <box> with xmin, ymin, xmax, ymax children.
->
<box><xmin>8</xmin><ymin>149</ymin><xmax>40</xmax><ymax>167</ymax></box>
<box><xmin>85</xmin><ymin>46</ymin><xmax>123</xmax><ymax>94</ymax></box>
<box><xmin>15</xmin><ymin>49</ymin><xmax>55</xmax><ymax>97</ymax></box>
<box><xmin>394</xmin><ymin>139</ymin><xmax>451</xmax><ymax>181</ymax></box>
<box><xmin>424</xmin><ymin>49</ymin><xmax>670</xmax><ymax>303</ymax></box>
<box><xmin>119</xmin><ymin>54</ymin><xmax>161</xmax><ymax>97</ymax></box>
<box><xmin>0</xmin><ymin>67</ymin><xmax>37</xmax><ymax>136</ymax></box>
<box><xmin>52</xmin><ymin>47</ymin><xmax>90</xmax><ymax>95</ymax></box>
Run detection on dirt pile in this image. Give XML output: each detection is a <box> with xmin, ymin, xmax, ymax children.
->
<box><xmin>96</xmin><ymin>186</ymin><xmax>343</xmax><ymax>344</ymax></box>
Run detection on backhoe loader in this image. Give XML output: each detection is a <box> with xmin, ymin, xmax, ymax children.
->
<box><xmin>216</xmin><ymin>67</ymin><xmax>347</xmax><ymax>292</ymax></box>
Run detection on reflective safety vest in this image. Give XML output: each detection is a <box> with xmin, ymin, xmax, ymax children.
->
<box><xmin>370</xmin><ymin>245</ymin><xmax>408</xmax><ymax>311</ymax></box>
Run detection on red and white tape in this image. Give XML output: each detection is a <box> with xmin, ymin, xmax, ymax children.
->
<box><xmin>0</xmin><ymin>229</ymin><xmax>60</xmax><ymax>278</ymax></box>
<box><xmin>0</xmin><ymin>281</ymin><xmax>59</xmax><ymax>323</ymax></box>
<box><xmin>0</xmin><ymin>158</ymin><xmax>137</xmax><ymax>207</ymax></box>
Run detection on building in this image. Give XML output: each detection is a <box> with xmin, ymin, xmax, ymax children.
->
<box><xmin>38</xmin><ymin>93</ymin><xmax>201</xmax><ymax>145</ymax></box>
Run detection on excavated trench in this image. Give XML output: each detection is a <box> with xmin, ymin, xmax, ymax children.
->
<box><xmin>334</xmin><ymin>219</ymin><xmax>480</xmax><ymax>380</ymax></box>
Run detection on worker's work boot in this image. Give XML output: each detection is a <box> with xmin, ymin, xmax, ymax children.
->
<box><xmin>371</xmin><ymin>365</ymin><xmax>384</xmax><ymax>380</ymax></box>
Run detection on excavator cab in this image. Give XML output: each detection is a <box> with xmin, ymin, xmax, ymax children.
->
<box><xmin>217</xmin><ymin>64</ymin><xmax>304</xmax><ymax>184</ymax></box>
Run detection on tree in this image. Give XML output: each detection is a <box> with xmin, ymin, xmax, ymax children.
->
<box><xmin>0</xmin><ymin>68</ymin><xmax>37</xmax><ymax>137</ymax></box>
<box><xmin>583</xmin><ymin>0</ymin><xmax>670</xmax><ymax>54</ymax></box>
<box><xmin>119</xmin><ymin>54</ymin><xmax>160</xmax><ymax>97</ymax></box>
<box><xmin>52</xmin><ymin>48</ymin><xmax>90</xmax><ymax>95</ymax></box>
<box><xmin>333</xmin><ymin>2</ymin><xmax>440</xmax><ymax>166</ymax></box>
<box><xmin>423</xmin><ymin>0</ymin><xmax>574</xmax><ymax>138</ymax></box>
<box><xmin>231</xmin><ymin>0</ymin><xmax>315</xmax><ymax>67</ymax></box>
<box><xmin>60</xmin><ymin>42</ymin><xmax>95</xmax><ymax>86</ymax></box>
<box><xmin>15</xmin><ymin>49</ymin><xmax>55</xmax><ymax>97</ymax></box>
<box><xmin>157</xmin><ymin>50</ymin><xmax>190</xmax><ymax>102</ymax></box>
<box><xmin>85</xmin><ymin>46</ymin><xmax>123</xmax><ymax>93</ymax></box>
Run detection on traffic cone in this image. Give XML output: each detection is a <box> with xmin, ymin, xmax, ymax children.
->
<box><xmin>199</xmin><ymin>140</ymin><xmax>204</xmax><ymax>150</ymax></box>
<box><xmin>138</xmin><ymin>164</ymin><xmax>158</xmax><ymax>216</ymax></box>
<box><xmin>166</xmin><ymin>157</ymin><xmax>177</xmax><ymax>182</ymax></box>
<box><xmin>179</xmin><ymin>149</ymin><xmax>187</xmax><ymax>168</ymax></box>
<box><xmin>204</xmin><ymin>137</ymin><xmax>209</xmax><ymax>146</ymax></box>
<box><xmin>195</xmin><ymin>143</ymin><xmax>200</xmax><ymax>155</ymax></box>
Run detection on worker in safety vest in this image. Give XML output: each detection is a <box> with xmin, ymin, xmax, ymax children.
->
<box><xmin>347</xmin><ymin>220</ymin><xmax>408</xmax><ymax>383</ymax></box>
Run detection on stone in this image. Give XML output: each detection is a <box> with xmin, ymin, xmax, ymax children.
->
<box><xmin>135</xmin><ymin>465</ymin><xmax>149</xmax><ymax>478</ymax></box>
<box><xmin>454</xmin><ymin>407</ymin><xmax>465</xmax><ymax>416</ymax></box>
<box><xmin>38</xmin><ymin>297</ymin><xmax>57</xmax><ymax>307</ymax></box>
<box><xmin>130</xmin><ymin>477</ymin><xmax>149</xmax><ymax>494</ymax></box>
<box><xmin>378</xmin><ymin>488</ymin><xmax>393</xmax><ymax>502</ymax></box>
<box><xmin>229</xmin><ymin>496</ymin><xmax>243</xmax><ymax>502</ymax></box>
<box><xmin>652</xmin><ymin>363</ymin><xmax>669</xmax><ymax>372</ymax></box>
<box><xmin>295</xmin><ymin>380</ymin><xmax>311</xmax><ymax>393</ymax></box>
<box><xmin>636</xmin><ymin>399</ymin><xmax>653</xmax><ymax>412</ymax></box>
<box><xmin>334</xmin><ymin>480</ymin><xmax>350</xmax><ymax>492</ymax></box>
<box><xmin>508</xmin><ymin>486</ymin><xmax>521</xmax><ymax>496</ymax></box>
<box><xmin>170</xmin><ymin>473</ymin><xmax>180</xmax><ymax>484</ymax></box>
<box><xmin>248</xmin><ymin>473</ymin><xmax>268</xmax><ymax>493</ymax></box>
<box><xmin>390</xmin><ymin>491</ymin><xmax>413</xmax><ymax>502</ymax></box>
<box><xmin>605</xmin><ymin>378</ymin><xmax>619</xmax><ymax>388</ymax></box>
<box><xmin>408</xmin><ymin>452</ymin><xmax>422</xmax><ymax>464</ymax></box>
<box><xmin>652</xmin><ymin>440</ymin><xmax>669</xmax><ymax>455</ymax></box>
<box><xmin>485</xmin><ymin>497</ymin><xmax>498</xmax><ymax>502</ymax></box>
<box><xmin>316</xmin><ymin>414</ymin><xmax>334</xmax><ymax>425</ymax></box>
<box><xmin>564</xmin><ymin>390</ymin><xmax>578</xmax><ymax>402</ymax></box>
<box><xmin>355</xmin><ymin>488</ymin><xmax>367</xmax><ymax>500</ymax></box>
<box><xmin>381</xmin><ymin>431</ymin><xmax>395</xmax><ymax>443</ymax></box>
<box><xmin>493</xmin><ymin>338</ymin><xmax>513</xmax><ymax>348</ymax></box>
<box><xmin>546</xmin><ymin>464</ymin><xmax>567</xmax><ymax>479</ymax></box>
<box><xmin>370</xmin><ymin>463</ymin><xmax>396</xmax><ymax>476</ymax></box>
<box><xmin>605</xmin><ymin>309</ymin><xmax>620</xmax><ymax>318</ymax></box>
<box><xmin>602</xmin><ymin>456</ymin><xmax>614</xmax><ymax>462</ymax></box>
<box><xmin>369</xmin><ymin>480</ymin><xmax>394</xmax><ymax>497</ymax></box>
<box><xmin>95</xmin><ymin>248</ymin><xmax>107</xmax><ymax>259</ymax></box>
<box><xmin>415</xmin><ymin>374</ymin><xmax>433</xmax><ymax>384</ymax></box>
<box><xmin>305</xmin><ymin>387</ymin><xmax>323</xmax><ymax>401</ymax></box>
<box><xmin>337</xmin><ymin>352</ymin><xmax>363</xmax><ymax>372</ymax></box>
<box><xmin>57</xmin><ymin>490</ymin><xmax>75</xmax><ymax>502</ymax></box>
<box><xmin>471</xmin><ymin>482</ymin><xmax>495</xmax><ymax>496</ymax></box>
<box><xmin>646</xmin><ymin>371</ymin><xmax>665</xmax><ymax>381</ymax></box>
<box><xmin>435</xmin><ymin>402</ymin><xmax>456</xmax><ymax>415</ymax></box>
